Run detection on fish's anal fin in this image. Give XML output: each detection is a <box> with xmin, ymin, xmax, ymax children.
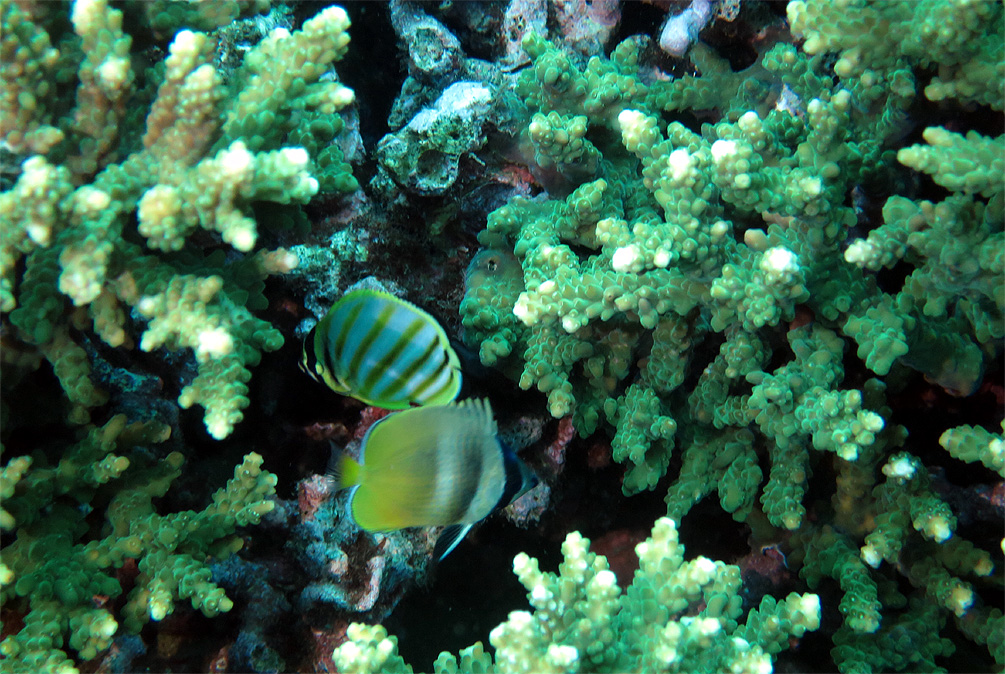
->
<box><xmin>433</xmin><ymin>524</ymin><xmax>474</xmax><ymax>562</ymax></box>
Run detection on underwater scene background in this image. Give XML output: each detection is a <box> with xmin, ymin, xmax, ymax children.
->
<box><xmin>1</xmin><ymin>0</ymin><xmax>1003</xmax><ymax>672</ymax></box>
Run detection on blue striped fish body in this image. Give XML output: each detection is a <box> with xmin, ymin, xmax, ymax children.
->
<box><xmin>331</xmin><ymin>399</ymin><xmax>538</xmax><ymax>545</ymax></box>
<box><xmin>302</xmin><ymin>289</ymin><xmax>462</xmax><ymax>409</ymax></box>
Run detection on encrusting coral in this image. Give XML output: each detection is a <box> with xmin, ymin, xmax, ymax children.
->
<box><xmin>333</xmin><ymin>517</ymin><xmax>821</xmax><ymax>673</ymax></box>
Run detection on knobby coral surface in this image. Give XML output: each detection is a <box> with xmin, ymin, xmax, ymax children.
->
<box><xmin>1</xmin><ymin>1</ymin><xmax>1002</xmax><ymax>673</ymax></box>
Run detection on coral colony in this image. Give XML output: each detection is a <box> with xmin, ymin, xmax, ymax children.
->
<box><xmin>1</xmin><ymin>1</ymin><xmax>1002</xmax><ymax>673</ymax></box>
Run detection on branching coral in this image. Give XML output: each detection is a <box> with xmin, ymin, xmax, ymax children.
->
<box><xmin>459</xmin><ymin>1</ymin><xmax>1003</xmax><ymax>668</ymax></box>
<box><xmin>0</xmin><ymin>416</ymin><xmax>277</xmax><ymax>673</ymax></box>
<box><xmin>0</xmin><ymin>2</ymin><xmax>359</xmax><ymax>671</ymax></box>
<box><xmin>1</xmin><ymin>0</ymin><xmax>355</xmax><ymax>438</ymax></box>
<box><xmin>1</xmin><ymin>1</ymin><xmax>1000</xmax><ymax>672</ymax></box>
<box><xmin>333</xmin><ymin>518</ymin><xmax>820</xmax><ymax>673</ymax></box>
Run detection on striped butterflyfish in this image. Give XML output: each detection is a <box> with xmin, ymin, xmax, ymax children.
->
<box><xmin>301</xmin><ymin>289</ymin><xmax>463</xmax><ymax>409</ymax></box>
<box><xmin>330</xmin><ymin>398</ymin><xmax>538</xmax><ymax>560</ymax></box>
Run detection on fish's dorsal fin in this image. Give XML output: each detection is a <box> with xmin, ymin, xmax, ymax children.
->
<box><xmin>434</xmin><ymin>523</ymin><xmax>474</xmax><ymax>561</ymax></box>
<box><xmin>362</xmin><ymin>399</ymin><xmax>495</xmax><ymax>467</ymax></box>
<box><xmin>453</xmin><ymin>397</ymin><xmax>496</xmax><ymax>436</ymax></box>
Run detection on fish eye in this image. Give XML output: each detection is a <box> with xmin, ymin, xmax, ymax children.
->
<box><xmin>486</xmin><ymin>257</ymin><xmax>499</xmax><ymax>271</ymax></box>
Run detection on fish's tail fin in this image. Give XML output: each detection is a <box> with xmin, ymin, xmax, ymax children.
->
<box><xmin>326</xmin><ymin>444</ymin><xmax>363</xmax><ymax>491</ymax></box>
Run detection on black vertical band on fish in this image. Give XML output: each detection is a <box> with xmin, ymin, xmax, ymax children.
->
<box><xmin>329</xmin><ymin>399</ymin><xmax>539</xmax><ymax>559</ymax></box>
<box><xmin>302</xmin><ymin>289</ymin><xmax>463</xmax><ymax>409</ymax></box>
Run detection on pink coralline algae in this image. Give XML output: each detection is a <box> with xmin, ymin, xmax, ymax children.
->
<box><xmin>291</xmin><ymin>407</ymin><xmax>435</xmax><ymax>625</ymax></box>
<box><xmin>353</xmin><ymin>406</ymin><xmax>393</xmax><ymax>440</ymax></box>
<box><xmin>292</xmin><ymin>480</ymin><xmax>433</xmax><ymax>620</ymax></box>
<box><xmin>542</xmin><ymin>415</ymin><xmax>577</xmax><ymax>471</ymax></box>
<box><xmin>504</xmin><ymin>480</ymin><xmax>551</xmax><ymax>527</ymax></box>
<box><xmin>297</xmin><ymin>474</ymin><xmax>332</xmax><ymax>523</ymax></box>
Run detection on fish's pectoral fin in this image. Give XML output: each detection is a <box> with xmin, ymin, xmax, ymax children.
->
<box><xmin>325</xmin><ymin>442</ymin><xmax>362</xmax><ymax>491</ymax></box>
<box><xmin>323</xmin><ymin>441</ymin><xmax>340</xmax><ymax>488</ymax></box>
<box><xmin>433</xmin><ymin>523</ymin><xmax>474</xmax><ymax>562</ymax></box>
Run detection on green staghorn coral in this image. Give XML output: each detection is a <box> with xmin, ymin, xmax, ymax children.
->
<box><xmin>0</xmin><ymin>415</ymin><xmax>278</xmax><ymax>674</ymax></box>
<box><xmin>1</xmin><ymin>1</ymin><xmax>999</xmax><ymax>672</ymax></box>
<box><xmin>462</xmin><ymin>39</ymin><xmax>901</xmax><ymax>502</ymax></box>
<box><xmin>793</xmin><ymin>445</ymin><xmax>1001</xmax><ymax>672</ymax></box>
<box><xmin>0</xmin><ymin>1</ymin><xmax>356</xmax><ymax>670</ymax></box>
<box><xmin>786</xmin><ymin>0</ymin><xmax>1005</xmax><ymax>111</ymax></box>
<box><xmin>459</xmin><ymin>1</ymin><xmax>1003</xmax><ymax>669</ymax></box>
<box><xmin>138</xmin><ymin>0</ymin><xmax>273</xmax><ymax>40</ymax></box>
<box><xmin>1</xmin><ymin>0</ymin><xmax>356</xmax><ymax>439</ymax></box>
<box><xmin>332</xmin><ymin>518</ymin><xmax>821</xmax><ymax>673</ymax></box>
<box><xmin>939</xmin><ymin>421</ymin><xmax>1005</xmax><ymax>477</ymax></box>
